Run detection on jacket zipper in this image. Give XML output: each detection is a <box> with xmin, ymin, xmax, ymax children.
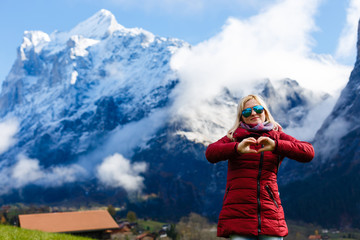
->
<box><xmin>257</xmin><ymin>149</ymin><xmax>264</xmax><ymax>234</ymax></box>
<box><xmin>265</xmin><ymin>185</ymin><xmax>279</xmax><ymax>208</ymax></box>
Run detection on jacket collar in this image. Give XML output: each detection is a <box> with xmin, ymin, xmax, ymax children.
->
<box><xmin>233</xmin><ymin>127</ymin><xmax>274</xmax><ymax>140</ymax></box>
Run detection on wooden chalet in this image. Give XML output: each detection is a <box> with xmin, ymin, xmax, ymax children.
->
<box><xmin>19</xmin><ymin>209</ymin><xmax>119</xmax><ymax>239</ymax></box>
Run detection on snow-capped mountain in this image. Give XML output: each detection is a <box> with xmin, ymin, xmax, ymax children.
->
<box><xmin>0</xmin><ymin>9</ymin><xmax>348</xmax><ymax>226</ymax></box>
<box><xmin>0</xmin><ymin>9</ymin><xmax>190</xmax><ymax>203</ymax></box>
<box><xmin>0</xmin><ymin>9</ymin><xmax>184</xmax><ymax>170</ymax></box>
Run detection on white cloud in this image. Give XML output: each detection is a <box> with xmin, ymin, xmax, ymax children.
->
<box><xmin>8</xmin><ymin>154</ymin><xmax>86</xmax><ymax>189</ymax></box>
<box><xmin>336</xmin><ymin>0</ymin><xmax>360</xmax><ymax>61</ymax></box>
<box><xmin>285</xmin><ymin>96</ymin><xmax>337</xmax><ymax>141</ymax></box>
<box><xmin>12</xmin><ymin>155</ymin><xmax>44</xmax><ymax>188</ymax></box>
<box><xmin>77</xmin><ymin>108</ymin><xmax>168</xmax><ymax>170</ymax></box>
<box><xmin>0</xmin><ymin>119</ymin><xmax>18</xmax><ymax>154</ymax></box>
<box><xmin>314</xmin><ymin>116</ymin><xmax>351</xmax><ymax>161</ymax></box>
<box><xmin>96</xmin><ymin>153</ymin><xmax>147</xmax><ymax>192</ymax></box>
<box><xmin>41</xmin><ymin>164</ymin><xmax>86</xmax><ymax>186</ymax></box>
<box><xmin>170</xmin><ymin>0</ymin><xmax>352</xmax><ymax>141</ymax></box>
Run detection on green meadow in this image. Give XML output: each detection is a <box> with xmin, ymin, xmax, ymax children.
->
<box><xmin>0</xmin><ymin>225</ymin><xmax>93</xmax><ymax>240</ymax></box>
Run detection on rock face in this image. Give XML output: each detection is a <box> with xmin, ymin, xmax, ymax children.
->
<box><xmin>0</xmin><ymin>9</ymin><xmax>351</xmax><ymax>226</ymax></box>
<box><xmin>277</xmin><ymin>20</ymin><xmax>360</xmax><ymax>228</ymax></box>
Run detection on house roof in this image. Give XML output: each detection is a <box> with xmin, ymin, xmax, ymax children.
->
<box><xmin>136</xmin><ymin>232</ymin><xmax>156</xmax><ymax>240</ymax></box>
<box><xmin>308</xmin><ymin>235</ymin><xmax>322</xmax><ymax>240</ymax></box>
<box><xmin>19</xmin><ymin>210</ymin><xmax>119</xmax><ymax>233</ymax></box>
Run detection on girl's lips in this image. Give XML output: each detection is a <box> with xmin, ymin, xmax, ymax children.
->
<box><xmin>249</xmin><ymin>117</ymin><xmax>262</xmax><ymax>123</ymax></box>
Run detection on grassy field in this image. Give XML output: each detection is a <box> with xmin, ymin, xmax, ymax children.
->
<box><xmin>287</xmin><ymin>220</ymin><xmax>360</xmax><ymax>240</ymax></box>
<box><xmin>137</xmin><ymin>219</ymin><xmax>167</xmax><ymax>232</ymax></box>
<box><xmin>0</xmin><ymin>225</ymin><xmax>93</xmax><ymax>240</ymax></box>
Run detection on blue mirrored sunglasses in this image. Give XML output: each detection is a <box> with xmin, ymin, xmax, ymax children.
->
<box><xmin>241</xmin><ymin>105</ymin><xmax>264</xmax><ymax>118</ymax></box>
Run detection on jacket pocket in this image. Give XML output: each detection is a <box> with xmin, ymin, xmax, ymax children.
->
<box><xmin>265</xmin><ymin>185</ymin><xmax>279</xmax><ymax>208</ymax></box>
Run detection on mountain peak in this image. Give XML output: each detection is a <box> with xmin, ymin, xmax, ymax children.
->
<box><xmin>20</xmin><ymin>31</ymin><xmax>51</xmax><ymax>60</ymax></box>
<box><xmin>22</xmin><ymin>31</ymin><xmax>51</xmax><ymax>46</ymax></box>
<box><xmin>68</xmin><ymin>9</ymin><xmax>124</xmax><ymax>39</ymax></box>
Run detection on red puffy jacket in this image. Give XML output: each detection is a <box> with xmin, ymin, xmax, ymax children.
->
<box><xmin>205</xmin><ymin>127</ymin><xmax>314</xmax><ymax>238</ymax></box>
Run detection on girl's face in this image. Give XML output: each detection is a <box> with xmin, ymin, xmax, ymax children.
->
<box><xmin>241</xmin><ymin>99</ymin><xmax>266</xmax><ymax>125</ymax></box>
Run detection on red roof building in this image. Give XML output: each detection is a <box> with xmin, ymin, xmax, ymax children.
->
<box><xmin>308</xmin><ymin>235</ymin><xmax>323</xmax><ymax>240</ymax></box>
<box><xmin>19</xmin><ymin>209</ymin><xmax>119</xmax><ymax>239</ymax></box>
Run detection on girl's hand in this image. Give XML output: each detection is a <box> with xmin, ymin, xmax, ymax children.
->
<box><xmin>257</xmin><ymin>136</ymin><xmax>275</xmax><ymax>153</ymax></box>
<box><xmin>237</xmin><ymin>137</ymin><xmax>258</xmax><ymax>154</ymax></box>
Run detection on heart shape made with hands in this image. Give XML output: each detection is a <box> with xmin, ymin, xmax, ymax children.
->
<box><xmin>237</xmin><ymin>136</ymin><xmax>275</xmax><ymax>154</ymax></box>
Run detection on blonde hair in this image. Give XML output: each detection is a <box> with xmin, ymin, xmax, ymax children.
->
<box><xmin>227</xmin><ymin>94</ymin><xmax>280</xmax><ymax>140</ymax></box>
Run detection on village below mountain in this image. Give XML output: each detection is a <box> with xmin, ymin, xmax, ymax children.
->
<box><xmin>0</xmin><ymin>204</ymin><xmax>359</xmax><ymax>240</ymax></box>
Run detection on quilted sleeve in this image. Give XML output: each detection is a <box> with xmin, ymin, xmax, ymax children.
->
<box><xmin>273</xmin><ymin>132</ymin><xmax>314</xmax><ymax>163</ymax></box>
<box><xmin>205</xmin><ymin>135</ymin><xmax>239</xmax><ymax>164</ymax></box>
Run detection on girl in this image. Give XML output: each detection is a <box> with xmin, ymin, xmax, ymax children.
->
<box><xmin>205</xmin><ymin>94</ymin><xmax>314</xmax><ymax>239</ymax></box>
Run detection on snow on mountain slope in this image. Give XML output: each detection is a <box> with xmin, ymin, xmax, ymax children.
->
<box><xmin>0</xmin><ymin>9</ymin><xmax>187</xmax><ymax>194</ymax></box>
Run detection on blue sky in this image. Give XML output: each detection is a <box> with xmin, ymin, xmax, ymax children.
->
<box><xmin>0</xmin><ymin>0</ymin><xmax>359</xmax><ymax>83</ymax></box>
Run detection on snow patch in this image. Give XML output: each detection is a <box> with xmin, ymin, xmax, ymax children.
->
<box><xmin>69</xmin><ymin>35</ymin><xmax>99</xmax><ymax>59</ymax></box>
<box><xmin>71</xmin><ymin>70</ymin><xmax>78</xmax><ymax>85</ymax></box>
<box><xmin>20</xmin><ymin>31</ymin><xmax>50</xmax><ymax>60</ymax></box>
<box><xmin>69</xmin><ymin>9</ymin><xmax>124</xmax><ymax>40</ymax></box>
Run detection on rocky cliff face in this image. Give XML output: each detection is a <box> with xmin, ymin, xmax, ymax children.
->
<box><xmin>314</xmin><ymin>19</ymin><xmax>360</xmax><ymax>169</ymax></box>
<box><xmin>276</xmin><ymin>19</ymin><xmax>360</xmax><ymax>229</ymax></box>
